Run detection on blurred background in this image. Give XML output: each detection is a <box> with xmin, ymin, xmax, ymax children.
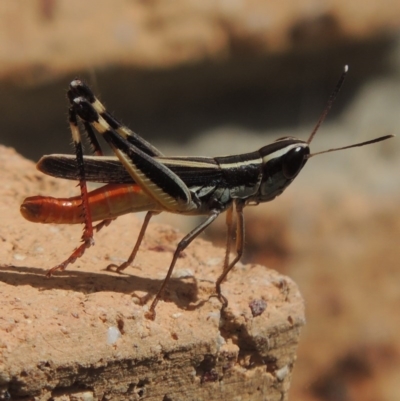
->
<box><xmin>1</xmin><ymin>1</ymin><xmax>399</xmax><ymax>400</ymax></box>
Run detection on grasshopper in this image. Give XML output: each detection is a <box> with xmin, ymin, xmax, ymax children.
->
<box><xmin>20</xmin><ymin>66</ymin><xmax>393</xmax><ymax>319</ymax></box>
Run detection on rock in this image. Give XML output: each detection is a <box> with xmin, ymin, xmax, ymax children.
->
<box><xmin>0</xmin><ymin>146</ymin><xmax>304</xmax><ymax>400</ymax></box>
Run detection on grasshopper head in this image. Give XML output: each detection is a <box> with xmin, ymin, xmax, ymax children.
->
<box><xmin>254</xmin><ymin>137</ymin><xmax>309</xmax><ymax>203</ymax></box>
<box><xmin>252</xmin><ymin>131</ymin><xmax>393</xmax><ymax>205</ymax></box>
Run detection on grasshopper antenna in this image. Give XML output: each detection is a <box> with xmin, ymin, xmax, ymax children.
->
<box><xmin>305</xmin><ymin>64</ymin><xmax>394</xmax><ymax>157</ymax></box>
<box><xmin>307</xmin><ymin>65</ymin><xmax>348</xmax><ymax>145</ymax></box>
<box><xmin>307</xmin><ymin>134</ymin><xmax>394</xmax><ymax>158</ymax></box>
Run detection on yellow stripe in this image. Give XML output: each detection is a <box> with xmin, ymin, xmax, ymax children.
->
<box><xmin>162</xmin><ymin>159</ymin><xmax>219</xmax><ymax>169</ymax></box>
<box><xmin>261</xmin><ymin>144</ymin><xmax>306</xmax><ymax>164</ymax></box>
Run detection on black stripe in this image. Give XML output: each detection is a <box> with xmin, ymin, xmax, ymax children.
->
<box><xmin>68</xmin><ymin>106</ymin><xmax>78</xmax><ymax>126</ymax></box>
<box><xmin>83</xmin><ymin>121</ymin><xmax>103</xmax><ymax>156</ymax></box>
<box><xmin>124</xmin><ymin>132</ymin><xmax>162</xmax><ymax>157</ymax></box>
<box><xmin>74</xmin><ymin>131</ymin><xmax>87</xmax><ymax>186</ymax></box>
<box><xmin>215</xmin><ymin>152</ymin><xmax>262</xmax><ymax>189</ymax></box>
<box><xmin>162</xmin><ymin>157</ymin><xmax>222</xmax><ymax>187</ymax></box>
<box><xmin>100</xmin><ymin>111</ymin><xmax>163</xmax><ymax>157</ymax></box>
<box><xmin>103</xmin><ymin>131</ymin><xmax>190</xmax><ymax>202</ymax></box>
<box><xmin>101</xmin><ymin>112</ymin><xmax>120</xmax><ymax>130</ymax></box>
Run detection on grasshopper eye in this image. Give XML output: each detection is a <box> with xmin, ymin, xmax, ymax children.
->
<box><xmin>282</xmin><ymin>147</ymin><xmax>309</xmax><ymax>179</ymax></box>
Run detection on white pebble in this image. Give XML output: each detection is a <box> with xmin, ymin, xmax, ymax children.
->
<box><xmin>107</xmin><ymin>326</ymin><xmax>121</xmax><ymax>345</ymax></box>
<box><xmin>13</xmin><ymin>254</ymin><xmax>25</xmax><ymax>261</ymax></box>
